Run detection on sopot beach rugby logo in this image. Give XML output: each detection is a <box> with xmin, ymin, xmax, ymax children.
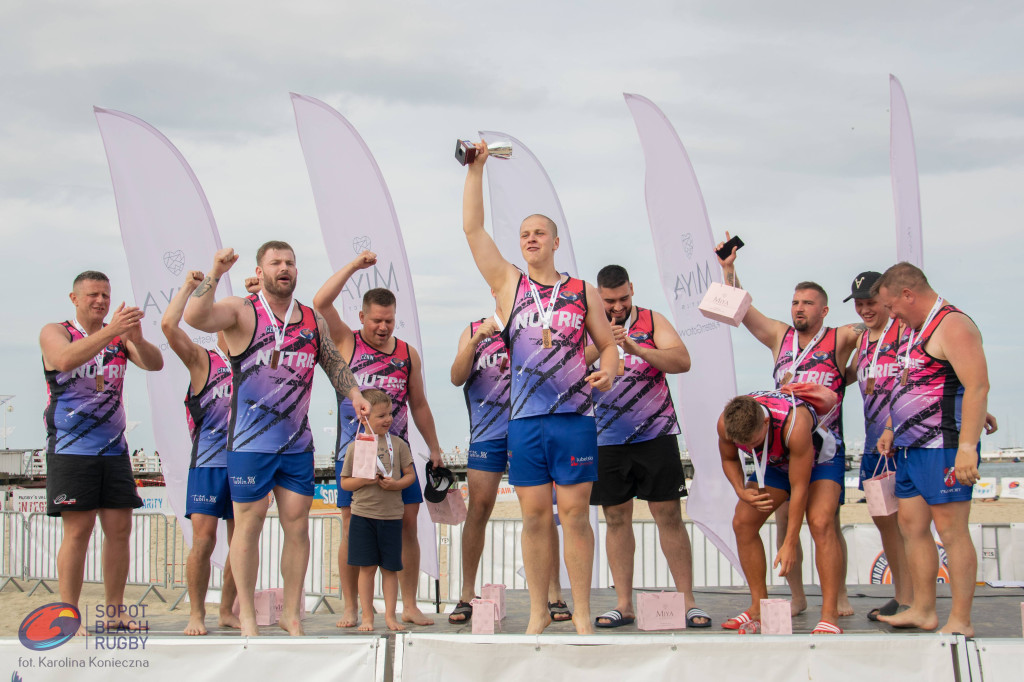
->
<box><xmin>18</xmin><ymin>603</ymin><xmax>81</xmax><ymax>651</ymax></box>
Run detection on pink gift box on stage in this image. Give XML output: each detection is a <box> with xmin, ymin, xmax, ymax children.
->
<box><xmin>698</xmin><ymin>282</ymin><xmax>752</xmax><ymax>327</ymax></box>
<box><xmin>637</xmin><ymin>592</ymin><xmax>687</xmax><ymax>631</ymax></box>
<box><xmin>481</xmin><ymin>583</ymin><xmax>506</xmax><ymax>620</ymax></box>
<box><xmin>470</xmin><ymin>598</ymin><xmax>499</xmax><ymax>634</ymax></box>
<box><xmin>760</xmin><ymin>598</ymin><xmax>792</xmax><ymax>635</ymax></box>
<box><xmin>232</xmin><ymin>588</ymin><xmax>305</xmax><ymax>626</ymax></box>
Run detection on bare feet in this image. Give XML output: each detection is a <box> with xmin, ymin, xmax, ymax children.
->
<box><xmin>218</xmin><ymin>612</ymin><xmax>241</xmax><ymax>630</ymax></box>
<box><xmin>357</xmin><ymin>618</ymin><xmax>374</xmax><ymax>632</ymax></box>
<box><xmin>939</xmin><ymin>618</ymin><xmax>974</xmax><ymax>637</ymax></box>
<box><xmin>401</xmin><ymin>607</ymin><xmax>434</xmax><ymax>626</ymax></box>
<box><xmin>184</xmin><ymin>613</ymin><xmax>208</xmax><ymax>636</ymax></box>
<box><xmin>336</xmin><ymin>607</ymin><xmax>359</xmax><ymax>628</ymax></box>
<box><xmin>278</xmin><ymin>614</ymin><xmax>305</xmax><ymax>636</ymax></box>
<box><xmin>878</xmin><ymin>607</ymin><xmax>939</xmax><ymax>631</ymax></box>
<box><xmin>573</xmin><ymin>613</ymin><xmax>595</xmax><ymax>635</ymax></box>
<box><xmin>75</xmin><ymin>623</ymin><xmax>87</xmax><ymax>637</ymax></box>
<box><xmin>386</xmin><ymin>615</ymin><xmax>406</xmax><ymax>631</ymax></box>
<box><xmin>525</xmin><ymin>613</ymin><xmax>553</xmax><ymax>635</ymax></box>
<box><xmin>790</xmin><ymin>595</ymin><xmax>808</xmax><ymax>616</ymax></box>
<box><xmin>240</xmin><ymin>616</ymin><xmax>259</xmax><ymax>637</ymax></box>
<box><xmin>838</xmin><ymin>595</ymin><xmax>854</xmax><ymax>617</ymax></box>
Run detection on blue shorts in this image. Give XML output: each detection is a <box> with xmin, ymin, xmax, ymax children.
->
<box><xmin>227</xmin><ymin>451</ymin><xmax>314</xmax><ymax>502</ymax></box>
<box><xmin>751</xmin><ymin>455</ymin><xmax>846</xmax><ymax>501</ymax></box>
<box><xmin>507</xmin><ymin>413</ymin><xmax>598</xmax><ymax>487</ymax></box>
<box><xmin>858</xmin><ymin>452</ymin><xmax>899</xmax><ymax>491</ymax></box>
<box><xmin>348</xmin><ymin>514</ymin><xmax>403</xmax><ymax>572</ymax></box>
<box><xmin>467</xmin><ymin>438</ymin><xmax>509</xmax><ymax>473</ymax></box>
<box><xmin>335</xmin><ymin>456</ymin><xmax>423</xmax><ymax>507</ymax></box>
<box><xmin>895</xmin><ymin>446</ymin><xmax>980</xmax><ymax>505</ymax></box>
<box><xmin>186</xmin><ymin>466</ymin><xmax>234</xmax><ymax>519</ymax></box>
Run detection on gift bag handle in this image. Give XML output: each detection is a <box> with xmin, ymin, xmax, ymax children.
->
<box><xmin>871</xmin><ymin>452</ymin><xmax>893</xmax><ymax>478</ymax></box>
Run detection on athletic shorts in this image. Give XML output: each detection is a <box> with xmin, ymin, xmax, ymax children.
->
<box><xmin>348</xmin><ymin>514</ymin><xmax>403</xmax><ymax>572</ymax></box>
<box><xmin>858</xmin><ymin>452</ymin><xmax>900</xmax><ymax>491</ymax></box>
<box><xmin>185</xmin><ymin>466</ymin><xmax>234</xmax><ymax>520</ymax></box>
<box><xmin>46</xmin><ymin>453</ymin><xmax>143</xmax><ymax>517</ymax></box>
<box><xmin>467</xmin><ymin>438</ymin><xmax>509</xmax><ymax>473</ymax></box>
<box><xmin>895</xmin><ymin>446</ymin><xmax>980</xmax><ymax>505</ymax></box>
<box><xmin>227</xmin><ymin>451</ymin><xmax>314</xmax><ymax>502</ymax></box>
<box><xmin>335</xmin><ymin>457</ymin><xmax>423</xmax><ymax>507</ymax></box>
<box><xmin>590</xmin><ymin>434</ymin><xmax>687</xmax><ymax>506</ymax></box>
<box><xmin>751</xmin><ymin>455</ymin><xmax>846</xmax><ymax>501</ymax></box>
<box><xmin>507</xmin><ymin>413</ymin><xmax>598</xmax><ymax>487</ymax></box>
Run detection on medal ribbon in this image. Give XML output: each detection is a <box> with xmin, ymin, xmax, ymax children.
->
<box><xmin>71</xmin><ymin>318</ymin><xmax>105</xmax><ymax>379</ymax></box>
<box><xmin>902</xmin><ymin>296</ymin><xmax>944</xmax><ymax>372</ymax></box>
<box><xmin>787</xmin><ymin>326</ymin><xmax>826</xmax><ymax>379</ymax></box>
<box><xmin>257</xmin><ymin>291</ymin><xmax>296</xmax><ymax>356</ymax></box>
<box><xmin>527</xmin><ymin>276</ymin><xmax>563</xmax><ymax>332</ymax></box>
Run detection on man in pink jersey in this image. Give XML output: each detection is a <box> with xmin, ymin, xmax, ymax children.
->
<box><xmin>161</xmin><ymin>270</ymin><xmax>241</xmax><ymax>636</ymax></box>
<box><xmin>717</xmin><ymin>390</ymin><xmax>844</xmax><ymax>633</ymax></box>
<box><xmin>873</xmin><ymin>262</ymin><xmax>990</xmax><ymax>636</ymax></box>
<box><xmin>185</xmin><ymin>241</ymin><xmax>370</xmax><ymax>637</ymax></box>
<box><xmin>716</xmin><ymin>234</ymin><xmax>856</xmax><ymax>618</ymax></box>
<box><xmin>40</xmin><ymin>270</ymin><xmax>164</xmax><ymax>630</ymax></box>
<box><xmin>462</xmin><ymin>141</ymin><xmax>620</xmax><ymax>634</ymax></box>
<box><xmin>584</xmin><ymin>265</ymin><xmax>710</xmax><ymax>629</ymax></box>
<box><xmin>313</xmin><ymin>250</ymin><xmax>442</xmax><ymax>628</ymax></box>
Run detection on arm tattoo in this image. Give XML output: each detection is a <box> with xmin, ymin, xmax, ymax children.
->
<box><xmin>852</xmin><ymin>322</ymin><xmax>867</xmax><ymax>333</ymax></box>
<box><xmin>316</xmin><ymin>314</ymin><xmax>359</xmax><ymax>396</ymax></box>
<box><xmin>191</xmin><ymin>275</ymin><xmax>219</xmax><ymax>298</ymax></box>
<box><xmin>725</xmin><ymin>272</ymin><xmax>735</xmax><ymax>286</ymax></box>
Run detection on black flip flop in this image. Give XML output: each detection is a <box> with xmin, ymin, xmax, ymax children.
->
<box><xmin>448</xmin><ymin>600</ymin><xmax>473</xmax><ymax>624</ymax></box>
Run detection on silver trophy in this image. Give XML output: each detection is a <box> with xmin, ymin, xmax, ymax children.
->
<box><xmin>455</xmin><ymin>139</ymin><xmax>513</xmax><ymax>166</ymax></box>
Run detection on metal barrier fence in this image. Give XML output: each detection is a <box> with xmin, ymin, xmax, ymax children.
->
<box><xmin>1</xmin><ymin>513</ymin><xmax>1018</xmax><ymax>610</ymax></box>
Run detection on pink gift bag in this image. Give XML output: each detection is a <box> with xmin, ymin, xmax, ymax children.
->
<box><xmin>698</xmin><ymin>282</ymin><xmax>752</xmax><ymax>327</ymax></box>
<box><xmin>864</xmin><ymin>456</ymin><xmax>898</xmax><ymax>517</ymax></box>
<box><xmin>481</xmin><ymin>583</ymin><xmax>506</xmax><ymax>620</ymax></box>
<box><xmin>759</xmin><ymin>598</ymin><xmax>792</xmax><ymax>635</ymax></box>
<box><xmin>233</xmin><ymin>588</ymin><xmax>305</xmax><ymax>625</ymax></box>
<box><xmin>470</xmin><ymin>598</ymin><xmax>499</xmax><ymax>634</ymax></box>
<box><xmin>426</xmin><ymin>489</ymin><xmax>468</xmax><ymax>525</ymax></box>
<box><xmin>637</xmin><ymin>592</ymin><xmax>687</xmax><ymax>631</ymax></box>
<box><xmin>351</xmin><ymin>423</ymin><xmax>379</xmax><ymax>480</ymax></box>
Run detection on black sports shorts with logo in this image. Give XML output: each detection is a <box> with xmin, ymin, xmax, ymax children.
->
<box><xmin>46</xmin><ymin>453</ymin><xmax>144</xmax><ymax>516</ymax></box>
<box><xmin>589</xmin><ymin>434</ymin><xmax>688</xmax><ymax>507</ymax></box>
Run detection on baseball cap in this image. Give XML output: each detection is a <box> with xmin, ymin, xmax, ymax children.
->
<box><xmin>843</xmin><ymin>271</ymin><xmax>882</xmax><ymax>302</ymax></box>
<box><xmin>423</xmin><ymin>461</ymin><xmax>456</xmax><ymax>503</ymax></box>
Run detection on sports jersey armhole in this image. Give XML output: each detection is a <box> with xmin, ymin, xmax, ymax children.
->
<box><xmin>199</xmin><ymin>350</ymin><xmax>214</xmax><ymax>394</ymax></box>
<box><xmin>921</xmin><ymin>308</ymin><xmax>967</xmax><ymax>363</ymax></box>
<box><xmin>241</xmin><ymin>297</ymin><xmax>258</xmax><ymax>355</ymax></box>
<box><xmin>774</xmin><ymin>327</ymin><xmax>792</xmax><ymax>360</ymax></box>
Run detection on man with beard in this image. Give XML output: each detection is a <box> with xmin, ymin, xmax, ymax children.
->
<box><xmin>717</xmin><ymin>234</ymin><xmax>857</xmax><ymax>618</ymax></box>
<box><xmin>583</xmin><ymin>265</ymin><xmax>710</xmax><ymax>629</ymax></box>
<box><xmin>40</xmin><ymin>270</ymin><xmax>163</xmax><ymax>631</ymax></box>
<box><xmin>313</xmin><ymin>250</ymin><xmax>442</xmax><ymax>628</ymax></box>
<box><xmin>185</xmin><ymin>241</ymin><xmax>370</xmax><ymax>637</ymax></box>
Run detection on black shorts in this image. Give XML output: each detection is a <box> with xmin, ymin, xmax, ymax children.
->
<box><xmin>46</xmin><ymin>453</ymin><xmax>143</xmax><ymax>517</ymax></box>
<box><xmin>348</xmin><ymin>514</ymin><xmax>403</xmax><ymax>572</ymax></box>
<box><xmin>590</xmin><ymin>434</ymin><xmax>687</xmax><ymax>507</ymax></box>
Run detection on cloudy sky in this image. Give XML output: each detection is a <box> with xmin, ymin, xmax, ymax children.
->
<box><xmin>2</xmin><ymin>1</ymin><xmax>1022</xmax><ymax>456</ymax></box>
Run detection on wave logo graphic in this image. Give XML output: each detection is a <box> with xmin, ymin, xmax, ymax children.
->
<box><xmin>18</xmin><ymin>603</ymin><xmax>81</xmax><ymax>651</ymax></box>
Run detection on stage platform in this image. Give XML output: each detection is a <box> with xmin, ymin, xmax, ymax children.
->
<box><xmin>140</xmin><ymin>584</ymin><xmax>1024</xmax><ymax>637</ymax></box>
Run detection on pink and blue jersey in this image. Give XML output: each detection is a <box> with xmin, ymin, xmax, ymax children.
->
<box><xmin>773</xmin><ymin>326</ymin><xmax>846</xmax><ymax>444</ymax></box>
<box><xmin>337</xmin><ymin>332</ymin><xmax>411</xmax><ymax>456</ymax></box>
<box><xmin>890</xmin><ymin>303</ymin><xmax>966</xmax><ymax>449</ymax></box>
<box><xmin>737</xmin><ymin>390</ymin><xmax>819</xmax><ymax>473</ymax></box>
<box><xmin>855</xmin><ymin>323</ymin><xmax>902</xmax><ymax>455</ymax></box>
<box><xmin>43</xmin><ymin>321</ymin><xmax>129</xmax><ymax>456</ymax></box>
<box><xmin>593</xmin><ymin>308</ymin><xmax>680</xmax><ymax>446</ymax></box>
<box><xmin>186</xmin><ymin>349</ymin><xmax>233</xmax><ymax>468</ymax></box>
<box><xmin>502</xmin><ymin>273</ymin><xmax>591</xmax><ymax>420</ymax></box>
<box><xmin>228</xmin><ymin>295</ymin><xmax>319</xmax><ymax>454</ymax></box>
<box><xmin>464</xmin><ymin>319</ymin><xmax>510</xmax><ymax>443</ymax></box>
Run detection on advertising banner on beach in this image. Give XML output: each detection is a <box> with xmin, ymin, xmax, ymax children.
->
<box><xmin>95</xmin><ymin>108</ymin><xmax>231</xmax><ymax>565</ymax></box>
<box><xmin>890</xmin><ymin>74</ymin><xmax>924</xmax><ymax>268</ymax></box>
<box><xmin>291</xmin><ymin>93</ymin><xmax>437</xmax><ymax>578</ymax></box>
<box><xmin>624</xmin><ymin>94</ymin><xmax>740</xmax><ymax>571</ymax></box>
<box><xmin>478</xmin><ymin>130</ymin><xmax>578</xmax><ymax>278</ymax></box>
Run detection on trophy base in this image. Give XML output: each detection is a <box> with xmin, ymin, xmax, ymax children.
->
<box><xmin>455</xmin><ymin>140</ymin><xmax>477</xmax><ymax>166</ymax></box>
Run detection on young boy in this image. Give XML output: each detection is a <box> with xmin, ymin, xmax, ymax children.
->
<box><xmin>339</xmin><ymin>388</ymin><xmax>416</xmax><ymax>631</ymax></box>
